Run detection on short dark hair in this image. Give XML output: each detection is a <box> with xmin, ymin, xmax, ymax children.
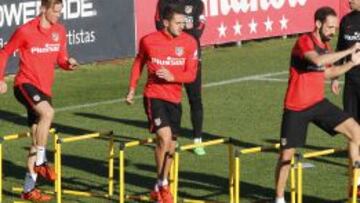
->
<box><xmin>314</xmin><ymin>6</ymin><xmax>337</xmax><ymax>23</ymax></box>
<box><xmin>162</xmin><ymin>3</ymin><xmax>185</xmax><ymax>21</ymax></box>
<box><xmin>41</xmin><ymin>0</ymin><xmax>63</xmax><ymax>9</ymax></box>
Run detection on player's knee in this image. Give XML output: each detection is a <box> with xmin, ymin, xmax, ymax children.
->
<box><xmin>156</xmin><ymin>134</ymin><xmax>172</xmax><ymax>148</ymax></box>
<box><xmin>280</xmin><ymin>148</ymin><xmax>295</xmax><ymax>162</ymax></box>
<box><xmin>40</xmin><ymin>107</ymin><xmax>54</xmax><ymax>121</ymax></box>
<box><xmin>344</xmin><ymin>119</ymin><xmax>360</xmax><ymax>144</ymax></box>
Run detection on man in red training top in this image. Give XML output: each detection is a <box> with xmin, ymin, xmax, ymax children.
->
<box><xmin>274</xmin><ymin>7</ymin><xmax>360</xmax><ymax>203</ymax></box>
<box><xmin>0</xmin><ymin>0</ymin><xmax>78</xmax><ymax>201</ymax></box>
<box><xmin>126</xmin><ymin>4</ymin><xmax>198</xmax><ymax>203</ymax></box>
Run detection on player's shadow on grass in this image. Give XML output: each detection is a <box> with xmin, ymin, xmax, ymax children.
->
<box><xmin>74</xmin><ymin>112</ymin><xmax>258</xmax><ymax>148</ymax></box>
<box><xmin>133</xmin><ymin>163</ymin><xmax>338</xmax><ymax>203</ymax></box>
<box><xmin>0</xmin><ymin>109</ymin><xmax>93</xmax><ymax>135</ymax></box>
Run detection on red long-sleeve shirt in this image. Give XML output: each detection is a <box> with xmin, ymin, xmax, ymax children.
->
<box><xmin>0</xmin><ymin>17</ymin><xmax>71</xmax><ymax>96</ymax></box>
<box><xmin>129</xmin><ymin>30</ymin><xmax>198</xmax><ymax>103</ymax></box>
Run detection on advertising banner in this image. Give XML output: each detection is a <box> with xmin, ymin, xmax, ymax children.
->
<box><xmin>135</xmin><ymin>0</ymin><xmax>343</xmax><ymax>47</ymax></box>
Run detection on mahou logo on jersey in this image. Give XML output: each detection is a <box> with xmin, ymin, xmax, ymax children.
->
<box><xmin>52</xmin><ymin>32</ymin><xmax>59</xmax><ymax>42</ymax></box>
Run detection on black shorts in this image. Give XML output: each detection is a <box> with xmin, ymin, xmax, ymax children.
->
<box><xmin>343</xmin><ymin>80</ymin><xmax>360</xmax><ymax>122</ymax></box>
<box><xmin>14</xmin><ymin>83</ymin><xmax>52</xmax><ymax>126</ymax></box>
<box><xmin>280</xmin><ymin>99</ymin><xmax>351</xmax><ymax>149</ymax></box>
<box><xmin>143</xmin><ymin>97</ymin><xmax>182</xmax><ymax>137</ymax></box>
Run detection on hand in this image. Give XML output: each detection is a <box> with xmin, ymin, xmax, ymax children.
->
<box><xmin>351</xmin><ymin>42</ymin><xmax>360</xmax><ymax>53</ymax></box>
<box><xmin>68</xmin><ymin>57</ymin><xmax>79</xmax><ymax>70</ymax></box>
<box><xmin>156</xmin><ymin>67</ymin><xmax>174</xmax><ymax>82</ymax></box>
<box><xmin>351</xmin><ymin>51</ymin><xmax>360</xmax><ymax>65</ymax></box>
<box><xmin>0</xmin><ymin>80</ymin><xmax>7</xmax><ymax>94</ymax></box>
<box><xmin>330</xmin><ymin>79</ymin><xmax>340</xmax><ymax>95</ymax></box>
<box><xmin>126</xmin><ymin>89</ymin><xmax>135</xmax><ymax>105</ymax></box>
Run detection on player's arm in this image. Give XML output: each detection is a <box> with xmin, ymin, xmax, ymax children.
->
<box><xmin>0</xmin><ymin>29</ymin><xmax>25</xmax><ymax>94</ymax></box>
<box><xmin>330</xmin><ymin>19</ymin><xmax>349</xmax><ymax>95</ymax></box>
<box><xmin>126</xmin><ymin>40</ymin><xmax>146</xmax><ymax>105</ymax></box>
<box><xmin>325</xmin><ymin>51</ymin><xmax>360</xmax><ymax>79</ymax></box>
<box><xmin>304</xmin><ymin>42</ymin><xmax>360</xmax><ymax>67</ymax></box>
<box><xmin>57</xmin><ymin>28</ymin><xmax>78</xmax><ymax>70</ymax></box>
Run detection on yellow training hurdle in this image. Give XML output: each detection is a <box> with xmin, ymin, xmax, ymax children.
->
<box><xmin>172</xmin><ymin>138</ymin><xmax>237</xmax><ymax>203</ymax></box>
<box><xmin>118</xmin><ymin>137</ymin><xmax>155</xmax><ymax>203</ymax></box>
<box><xmin>118</xmin><ymin>137</ymin><xmax>239</xmax><ymax>203</ymax></box>
<box><xmin>293</xmin><ymin>148</ymin><xmax>351</xmax><ymax>203</ymax></box>
<box><xmin>54</xmin><ymin>130</ymin><xmax>114</xmax><ymax>203</ymax></box>
<box><xmin>236</xmin><ymin>143</ymin><xmax>287</xmax><ymax>203</ymax></box>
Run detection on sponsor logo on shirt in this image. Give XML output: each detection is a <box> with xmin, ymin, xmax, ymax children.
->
<box><xmin>31</xmin><ymin>43</ymin><xmax>60</xmax><ymax>54</ymax></box>
<box><xmin>344</xmin><ymin>32</ymin><xmax>360</xmax><ymax>41</ymax></box>
<box><xmin>151</xmin><ymin>57</ymin><xmax>185</xmax><ymax>66</ymax></box>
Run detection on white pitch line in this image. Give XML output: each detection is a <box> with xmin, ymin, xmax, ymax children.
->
<box><xmin>50</xmin><ymin>71</ymin><xmax>287</xmax><ymax>113</ymax></box>
<box><xmin>255</xmin><ymin>77</ymin><xmax>344</xmax><ymax>84</ymax></box>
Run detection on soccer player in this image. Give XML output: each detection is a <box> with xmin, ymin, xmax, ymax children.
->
<box><xmin>332</xmin><ymin>0</ymin><xmax>360</xmax><ymax>195</ymax></box>
<box><xmin>0</xmin><ymin>0</ymin><xmax>78</xmax><ymax>201</ymax></box>
<box><xmin>155</xmin><ymin>0</ymin><xmax>206</xmax><ymax>155</ymax></box>
<box><xmin>126</xmin><ymin>4</ymin><xmax>198</xmax><ymax>203</ymax></box>
<box><xmin>274</xmin><ymin>7</ymin><xmax>360</xmax><ymax>203</ymax></box>
<box><xmin>333</xmin><ymin>0</ymin><xmax>360</xmax><ymax>120</ymax></box>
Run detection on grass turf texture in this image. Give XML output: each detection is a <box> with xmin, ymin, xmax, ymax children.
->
<box><xmin>0</xmin><ymin>37</ymin><xmax>351</xmax><ymax>202</ymax></box>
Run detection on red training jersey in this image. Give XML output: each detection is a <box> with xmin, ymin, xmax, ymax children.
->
<box><xmin>284</xmin><ymin>33</ymin><xmax>331</xmax><ymax>111</ymax></box>
<box><xmin>129</xmin><ymin>30</ymin><xmax>198</xmax><ymax>103</ymax></box>
<box><xmin>0</xmin><ymin>17</ymin><xmax>71</xmax><ymax>96</ymax></box>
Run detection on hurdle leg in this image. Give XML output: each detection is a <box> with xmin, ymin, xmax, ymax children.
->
<box><xmin>290</xmin><ymin>157</ymin><xmax>296</xmax><ymax>203</ymax></box>
<box><xmin>351</xmin><ymin>163</ymin><xmax>360</xmax><ymax>203</ymax></box>
<box><xmin>108</xmin><ymin>136</ymin><xmax>114</xmax><ymax>197</ymax></box>
<box><xmin>172</xmin><ymin>151</ymin><xmax>179</xmax><ymax>203</ymax></box>
<box><xmin>54</xmin><ymin>133</ymin><xmax>59</xmax><ymax>194</ymax></box>
<box><xmin>119</xmin><ymin>145</ymin><xmax>125</xmax><ymax>203</ymax></box>
<box><xmin>234</xmin><ymin>151</ymin><xmax>240</xmax><ymax>203</ymax></box>
<box><xmin>56</xmin><ymin>142</ymin><xmax>62</xmax><ymax>203</ymax></box>
<box><xmin>228</xmin><ymin>144</ymin><xmax>234</xmax><ymax>203</ymax></box>
<box><xmin>297</xmin><ymin>162</ymin><xmax>303</xmax><ymax>203</ymax></box>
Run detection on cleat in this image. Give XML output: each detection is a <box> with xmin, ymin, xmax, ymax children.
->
<box><xmin>160</xmin><ymin>186</ymin><xmax>173</xmax><ymax>203</ymax></box>
<box><xmin>193</xmin><ymin>147</ymin><xmax>206</xmax><ymax>156</ymax></box>
<box><xmin>34</xmin><ymin>162</ymin><xmax>56</xmax><ymax>181</ymax></box>
<box><xmin>150</xmin><ymin>190</ymin><xmax>163</xmax><ymax>202</ymax></box>
<box><xmin>21</xmin><ymin>188</ymin><xmax>52</xmax><ymax>202</ymax></box>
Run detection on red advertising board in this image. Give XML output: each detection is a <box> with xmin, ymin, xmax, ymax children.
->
<box><xmin>135</xmin><ymin>0</ymin><xmax>346</xmax><ymax>48</ymax></box>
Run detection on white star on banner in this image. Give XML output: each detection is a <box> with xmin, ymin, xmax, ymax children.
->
<box><xmin>280</xmin><ymin>15</ymin><xmax>289</xmax><ymax>30</ymax></box>
<box><xmin>264</xmin><ymin>16</ymin><xmax>273</xmax><ymax>32</ymax></box>
<box><xmin>233</xmin><ymin>21</ymin><xmax>242</xmax><ymax>35</ymax></box>
<box><xmin>218</xmin><ymin>23</ymin><xmax>227</xmax><ymax>37</ymax></box>
<box><xmin>248</xmin><ymin>18</ymin><xmax>258</xmax><ymax>34</ymax></box>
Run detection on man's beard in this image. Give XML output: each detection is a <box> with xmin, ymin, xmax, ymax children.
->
<box><xmin>320</xmin><ymin>29</ymin><xmax>333</xmax><ymax>42</ymax></box>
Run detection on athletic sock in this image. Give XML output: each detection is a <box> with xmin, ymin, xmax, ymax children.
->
<box><xmin>23</xmin><ymin>173</ymin><xmax>37</xmax><ymax>193</ymax></box>
<box><xmin>194</xmin><ymin>137</ymin><xmax>202</xmax><ymax>144</ymax></box>
<box><xmin>35</xmin><ymin>146</ymin><xmax>45</xmax><ymax>166</ymax></box>
<box><xmin>275</xmin><ymin>197</ymin><xmax>286</xmax><ymax>203</ymax></box>
<box><xmin>153</xmin><ymin>183</ymin><xmax>159</xmax><ymax>192</ymax></box>
<box><xmin>157</xmin><ymin>179</ymin><xmax>169</xmax><ymax>187</ymax></box>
